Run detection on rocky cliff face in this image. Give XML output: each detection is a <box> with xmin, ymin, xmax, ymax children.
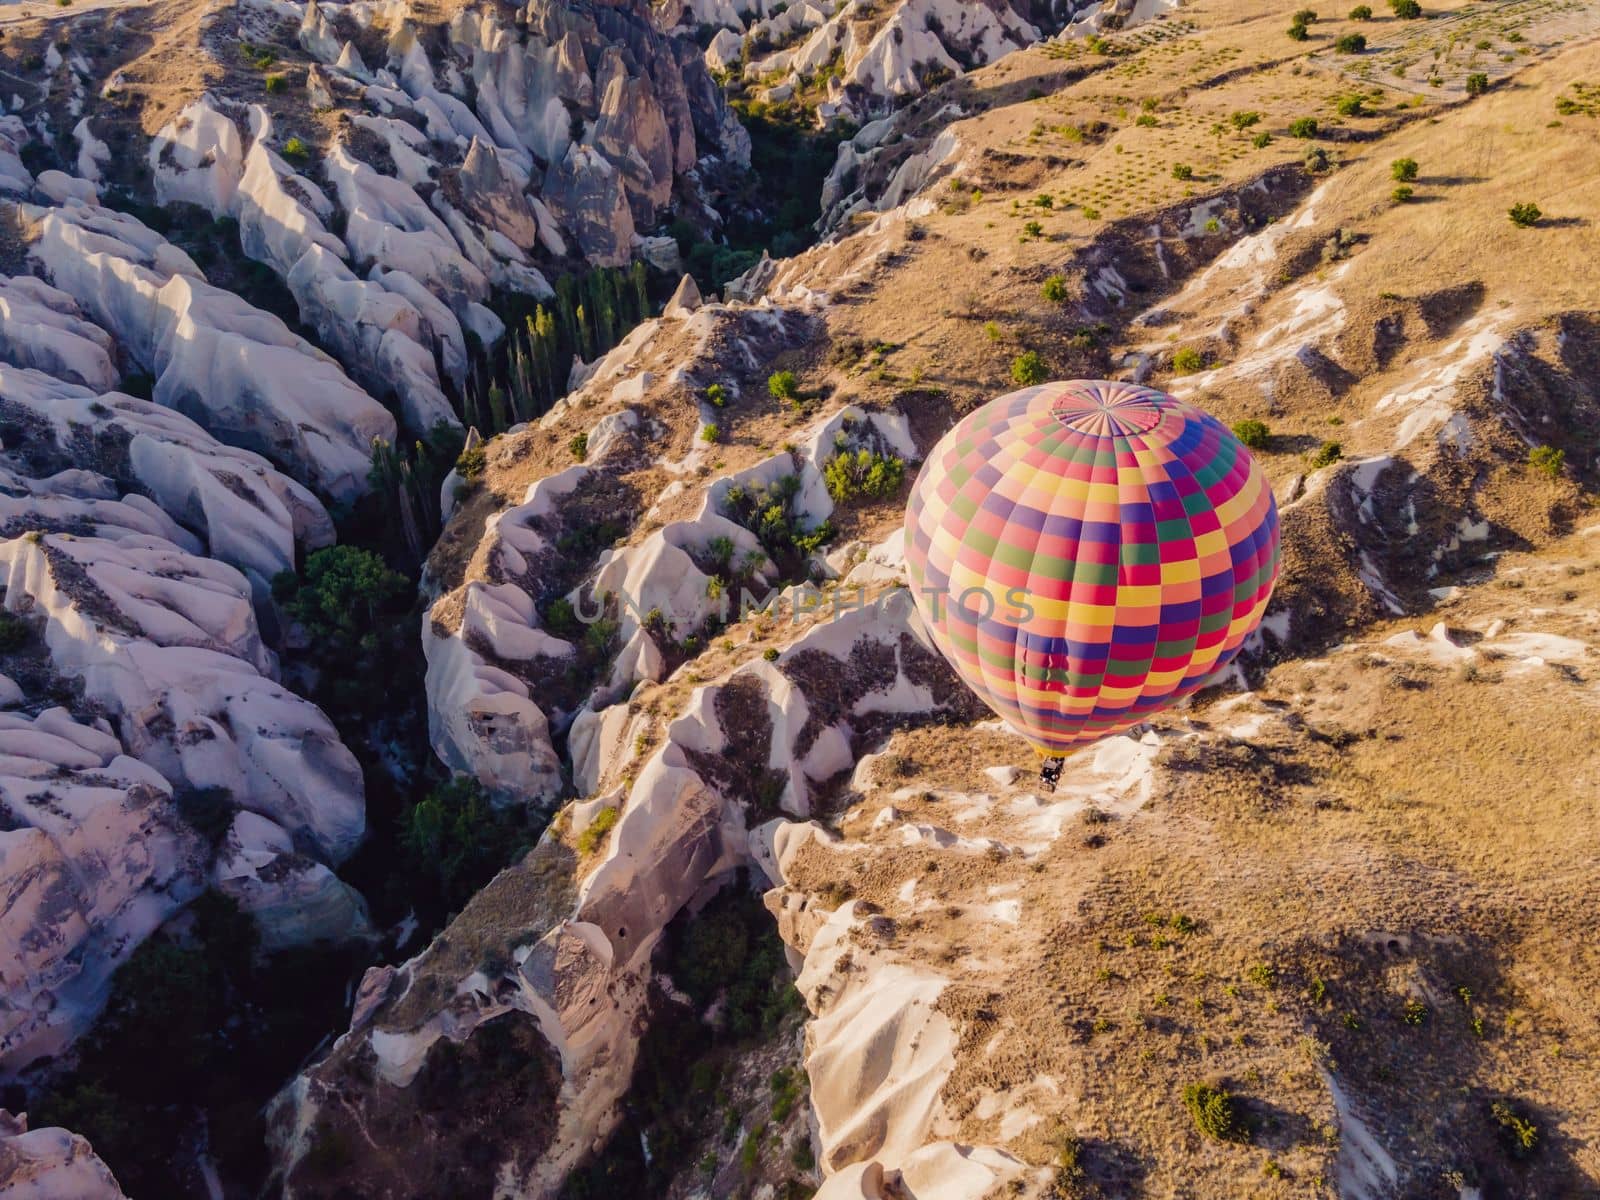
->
<box><xmin>0</xmin><ymin>128</ymin><xmax>371</xmax><ymax>1103</ymax></box>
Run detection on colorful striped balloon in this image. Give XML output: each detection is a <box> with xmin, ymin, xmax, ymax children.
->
<box><xmin>903</xmin><ymin>380</ymin><xmax>1280</xmax><ymax>756</ymax></box>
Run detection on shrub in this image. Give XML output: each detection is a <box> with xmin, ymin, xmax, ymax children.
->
<box><xmin>577</xmin><ymin>805</ymin><xmax>618</xmax><ymax>856</ymax></box>
<box><xmin>1021</xmin><ymin>220</ymin><xmax>1044</xmax><ymax>240</ymax></box>
<box><xmin>1293</xmin><ymin>7</ymin><xmax>1318</xmax><ymax>22</ymax></box>
<box><xmin>1402</xmin><ymin>997</ymin><xmax>1428</xmax><ymax>1025</ymax></box>
<box><xmin>1287</xmin><ymin>21</ymin><xmax>1310</xmax><ymax>40</ymax></box>
<box><xmin>763</xmin><ymin>647</ymin><xmax>780</xmax><ymax>662</ymax></box>
<box><xmin>1232</xmin><ymin>419</ymin><xmax>1271</xmax><ymax>450</ymax></box>
<box><xmin>1136</xmin><ymin>113</ymin><xmax>1158</xmax><ymax>126</ymax></box>
<box><xmin>264</xmin><ymin>73</ymin><xmax>287</xmax><ymax>94</ymax></box>
<box><xmin>1529</xmin><ymin>445</ymin><xmax>1565</xmax><ymax>477</ymax></box>
<box><xmin>983</xmin><ymin>320</ymin><xmax>1003</xmax><ymax>342</ymax></box>
<box><xmin>1349</xmin><ymin>3</ymin><xmax>1372</xmax><ymax>15</ymax></box>
<box><xmin>1490</xmin><ymin>1100</ymin><xmax>1540</xmax><ymax>1159</ymax></box>
<box><xmin>282</xmin><ymin>136</ymin><xmax>310</xmax><ymax>160</ymax></box>
<box><xmin>1336</xmin><ymin>94</ymin><xmax>1367</xmax><ymax>115</ymax></box>
<box><xmin>454</xmin><ymin>443</ymin><xmax>487</xmax><ymax>482</ymax></box>
<box><xmin>1335</xmin><ymin>33</ymin><xmax>1367</xmax><ymax>53</ymax></box>
<box><xmin>1252</xmin><ymin>131</ymin><xmax>1273</xmax><ymax>148</ymax></box>
<box><xmin>1390</xmin><ymin>0</ymin><xmax>1421</xmax><ymax>15</ymax></box>
<box><xmin>1392</xmin><ymin>184</ymin><xmax>1414</xmax><ymax>203</ymax></box>
<box><xmin>1172</xmin><ymin>163</ymin><xmax>1194</xmax><ymax>180</ymax></box>
<box><xmin>1171</xmin><ymin>346</ymin><xmax>1205</xmax><ymax>375</ymax></box>
<box><xmin>1508</xmin><ymin>201</ymin><xmax>1542</xmax><ymax>227</ymax></box>
<box><xmin>1310</xmin><ymin>440</ymin><xmax>1343</xmax><ymax>468</ymax></box>
<box><xmin>1041</xmin><ymin>274</ymin><xmax>1069</xmax><ymax>302</ymax></box>
<box><xmin>767</xmin><ymin>370</ymin><xmax>799</xmax><ymax>402</ymax></box>
<box><xmin>706</xmin><ymin>382</ymin><xmax>728</xmax><ymax>408</ymax></box>
<box><xmin>1183</xmin><ymin>1083</ymin><xmax>1244</xmax><ymax>1142</ymax></box>
<box><xmin>1465</xmin><ymin>72</ymin><xmax>1489</xmax><ymax>96</ymax></box>
<box><xmin>1230</xmin><ymin>110</ymin><xmax>1262</xmax><ymax>130</ymax></box>
<box><xmin>569</xmin><ymin>432</ymin><xmax>588</xmax><ymax>461</ymax></box>
<box><xmin>1034</xmin><ymin>193</ymin><xmax>1054</xmax><ymax>209</ymax></box>
<box><xmin>1304</xmin><ymin>146</ymin><xmax>1331</xmax><ymax>172</ymax></box>
<box><xmin>700</xmin><ymin>422</ymin><xmax>721</xmax><ymax>444</ymax></box>
<box><xmin>824</xmin><ymin>449</ymin><xmax>906</xmax><ymax>503</ymax></box>
<box><xmin>1391</xmin><ymin>156</ymin><xmax>1419</xmax><ymax>181</ymax></box>
<box><xmin>1010</xmin><ymin>351</ymin><xmax>1048</xmax><ymax>386</ymax></box>
<box><xmin>1289</xmin><ymin>116</ymin><xmax>1320</xmax><ymax>138</ymax></box>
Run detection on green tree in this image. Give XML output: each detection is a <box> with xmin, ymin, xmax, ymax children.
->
<box><xmin>400</xmin><ymin>774</ymin><xmax>532</xmax><ymax>912</ymax></box>
<box><xmin>1391</xmin><ymin>157</ymin><xmax>1419</xmax><ymax>181</ymax></box>
<box><xmin>1508</xmin><ymin>201</ymin><xmax>1542</xmax><ymax>227</ymax></box>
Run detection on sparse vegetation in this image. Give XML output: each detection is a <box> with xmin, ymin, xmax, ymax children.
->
<box><xmin>264</xmin><ymin>73</ymin><xmax>288</xmax><ymax>94</ymax></box>
<box><xmin>1529</xmin><ymin>445</ymin><xmax>1565</xmax><ymax>478</ymax></box>
<box><xmin>454</xmin><ymin>442</ymin><xmax>487</xmax><ymax>484</ymax></box>
<box><xmin>823</xmin><ymin>449</ymin><xmax>906</xmax><ymax>503</ymax></box>
<box><xmin>1508</xmin><ymin>201</ymin><xmax>1543</xmax><ymax>227</ymax></box>
<box><xmin>577</xmin><ymin>806</ymin><xmax>619</xmax><ymax>856</ymax></box>
<box><xmin>1183</xmin><ymin>1082</ymin><xmax>1245</xmax><ymax>1142</ymax></box>
<box><xmin>1011</xmin><ymin>351</ymin><xmax>1049</xmax><ymax>386</ymax></box>
<box><xmin>1232</xmin><ymin>420</ymin><xmax>1271</xmax><ymax>450</ymax></box>
<box><xmin>768</xmin><ymin>370</ymin><xmax>800</xmax><ymax>402</ymax></box>
<box><xmin>1309</xmin><ymin>440</ymin><xmax>1343</xmax><ymax>468</ymax></box>
<box><xmin>1490</xmin><ymin>1100</ymin><xmax>1540</xmax><ymax>1159</ymax></box>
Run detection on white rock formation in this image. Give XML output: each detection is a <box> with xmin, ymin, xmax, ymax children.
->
<box><xmin>0</xmin><ymin>277</ymin><xmax>116</xmax><ymax>391</ymax></box>
<box><xmin>214</xmin><ymin>812</ymin><xmax>372</xmax><ymax>952</ymax></box>
<box><xmin>0</xmin><ymin>1110</ymin><xmax>126</xmax><ymax>1198</ymax></box>
<box><xmin>0</xmin><ymin>364</ymin><xmax>334</xmax><ymax>587</ymax></box>
<box><xmin>0</xmin><ymin>705</ymin><xmax>205</xmax><ymax>1070</ymax></box>
<box><xmin>0</xmin><ymin>532</ymin><xmax>364</xmax><ymax>863</ymax></box>
<box><xmin>24</xmin><ymin>202</ymin><xmax>395</xmax><ymax>502</ymax></box>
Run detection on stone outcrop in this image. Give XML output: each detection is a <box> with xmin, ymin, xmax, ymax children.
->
<box><xmin>0</xmin><ymin>1110</ymin><xmax>126</xmax><ymax>1198</ymax></box>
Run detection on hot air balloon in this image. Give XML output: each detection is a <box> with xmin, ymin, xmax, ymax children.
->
<box><xmin>903</xmin><ymin>379</ymin><xmax>1280</xmax><ymax>783</ymax></box>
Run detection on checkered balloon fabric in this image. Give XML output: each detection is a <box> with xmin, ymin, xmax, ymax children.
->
<box><xmin>903</xmin><ymin>380</ymin><xmax>1281</xmax><ymax>756</ymax></box>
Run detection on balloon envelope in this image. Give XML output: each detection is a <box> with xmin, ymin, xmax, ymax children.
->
<box><xmin>903</xmin><ymin>380</ymin><xmax>1280</xmax><ymax>756</ymax></box>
